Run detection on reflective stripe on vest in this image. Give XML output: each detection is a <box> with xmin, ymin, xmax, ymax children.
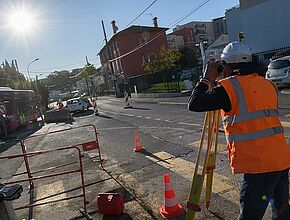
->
<box><xmin>226</xmin><ymin>126</ymin><xmax>284</xmax><ymax>142</ymax></box>
<box><xmin>223</xmin><ymin>109</ymin><xmax>279</xmax><ymax>125</ymax></box>
<box><xmin>224</xmin><ymin>77</ymin><xmax>283</xmax><ymax>142</ymax></box>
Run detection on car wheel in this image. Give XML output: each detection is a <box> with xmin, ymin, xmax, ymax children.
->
<box><xmin>82</xmin><ymin>106</ymin><xmax>85</xmax><ymax>111</ymax></box>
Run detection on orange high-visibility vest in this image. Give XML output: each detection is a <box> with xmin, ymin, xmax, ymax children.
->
<box><xmin>219</xmin><ymin>73</ymin><xmax>290</xmax><ymax>174</ymax></box>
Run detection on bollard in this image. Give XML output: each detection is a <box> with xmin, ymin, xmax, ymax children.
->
<box><xmin>91</xmin><ymin>98</ymin><xmax>98</xmax><ymax>115</ymax></box>
<box><xmin>123</xmin><ymin>91</ymin><xmax>132</xmax><ymax>109</ymax></box>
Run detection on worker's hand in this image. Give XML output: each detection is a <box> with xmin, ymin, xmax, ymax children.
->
<box><xmin>203</xmin><ymin>59</ymin><xmax>222</xmax><ymax>83</ymax></box>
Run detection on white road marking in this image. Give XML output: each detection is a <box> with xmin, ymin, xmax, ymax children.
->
<box><xmin>164</xmin><ymin>120</ymin><xmax>173</xmax><ymax>123</ymax></box>
<box><xmin>145</xmin><ymin>151</ymin><xmax>239</xmax><ymax>204</ymax></box>
<box><xmin>119</xmin><ymin>113</ymin><xmax>134</xmax><ymax>117</ymax></box>
<box><xmin>155</xmin><ymin>118</ymin><xmax>161</xmax><ymax>121</ymax></box>
<box><xmin>159</xmin><ymin>102</ymin><xmax>187</xmax><ymax>105</ymax></box>
<box><xmin>137</xmin><ymin>115</ymin><xmax>142</xmax><ymax>118</ymax></box>
<box><xmin>178</xmin><ymin>122</ymin><xmax>203</xmax><ymax>127</ymax></box>
<box><xmin>98</xmin><ymin>126</ymin><xmax>135</xmax><ymax>131</ymax></box>
<box><xmin>151</xmin><ymin>135</ymin><xmax>164</xmax><ymax>141</ymax></box>
<box><xmin>145</xmin><ymin>117</ymin><xmax>152</xmax><ymax>119</ymax></box>
<box><xmin>281</xmin><ymin>121</ymin><xmax>290</xmax><ymax>127</ymax></box>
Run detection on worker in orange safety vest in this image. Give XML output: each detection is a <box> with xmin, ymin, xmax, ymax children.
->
<box><xmin>57</xmin><ymin>101</ymin><xmax>64</xmax><ymax>109</ymax></box>
<box><xmin>188</xmin><ymin>41</ymin><xmax>290</xmax><ymax>219</ymax></box>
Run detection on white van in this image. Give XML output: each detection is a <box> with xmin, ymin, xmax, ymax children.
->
<box><xmin>266</xmin><ymin>55</ymin><xmax>290</xmax><ymax>86</ymax></box>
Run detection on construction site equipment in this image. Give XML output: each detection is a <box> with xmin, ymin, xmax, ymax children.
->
<box><xmin>44</xmin><ymin>108</ymin><xmax>71</xmax><ymax>123</ymax></box>
<box><xmin>0</xmin><ymin>145</ymin><xmax>91</xmax><ymax>220</ymax></box>
<box><xmin>185</xmin><ymin>110</ymin><xmax>220</xmax><ymax>220</ymax></box>
<box><xmin>24</xmin><ymin>124</ymin><xmax>103</xmax><ymax>164</ymax></box>
<box><xmin>0</xmin><ymin>201</ymin><xmax>18</xmax><ymax>220</ymax></box>
<box><xmin>0</xmin><ymin>124</ymin><xmax>101</xmax><ymax>219</ymax></box>
<box><xmin>160</xmin><ymin>173</ymin><xmax>185</xmax><ymax>219</ymax></box>
<box><xmin>0</xmin><ymin>183</ymin><xmax>23</xmax><ymax>220</ymax></box>
<box><xmin>133</xmin><ymin>130</ymin><xmax>145</xmax><ymax>152</ymax></box>
<box><xmin>97</xmin><ymin>193</ymin><xmax>124</xmax><ymax>216</ymax></box>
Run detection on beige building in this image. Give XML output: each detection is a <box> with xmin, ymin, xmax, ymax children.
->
<box><xmin>173</xmin><ymin>21</ymin><xmax>215</xmax><ymax>44</ymax></box>
<box><xmin>166</xmin><ymin>35</ymin><xmax>184</xmax><ymax>50</ymax></box>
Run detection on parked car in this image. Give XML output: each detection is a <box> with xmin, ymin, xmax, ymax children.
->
<box><xmin>65</xmin><ymin>98</ymin><xmax>89</xmax><ymax>112</ymax></box>
<box><xmin>266</xmin><ymin>55</ymin><xmax>290</xmax><ymax>86</ymax></box>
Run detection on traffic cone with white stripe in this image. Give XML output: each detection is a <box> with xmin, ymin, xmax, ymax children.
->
<box><xmin>160</xmin><ymin>173</ymin><xmax>185</xmax><ymax>219</ymax></box>
<box><xmin>134</xmin><ymin>131</ymin><xmax>145</xmax><ymax>152</ymax></box>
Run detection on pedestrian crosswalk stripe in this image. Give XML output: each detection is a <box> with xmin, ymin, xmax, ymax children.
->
<box><xmin>144</xmin><ymin>151</ymin><xmax>239</xmax><ymax>205</ymax></box>
<box><xmin>281</xmin><ymin>121</ymin><xmax>290</xmax><ymax>127</ymax></box>
<box><xmin>178</xmin><ymin>122</ymin><xmax>203</xmax><ymax>127</ymax></box>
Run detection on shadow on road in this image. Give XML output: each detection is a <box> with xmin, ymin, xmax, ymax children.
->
<box><xmin>0</xmin><ymin>122</ymin><xmax>43</xmax><ymax>153</ymax></box>
<box><xmin>46</xmin><ymin>118</ymin><xmax>75</xmax><ymax>125</ymax></box>
<box><xmin>102</xmin><ymin>213</ymin><xmax>133</xmax><ymax>220</ymax></box>
<box><xmin>125</xmin><ymin>107</ymin><xmax>150</xmax><ymax>111</ymax></box>
<box><xmin>140</xmin><ymin>150</ymin><xmax>170</xmax><ymax>164</ymax></box>
<box><xmin>96</xmin><ymin>113</ymin><xmax>114</xmax><ymax>119</ymax></box>
<box><xmin>208</xmin><ymin>210</ymin><xmax>226</xmax><ymax>220</ymax></box>
<box><xmin>72</xmin><ymin>109</ymin><xmax>95</xmax><ymax>117</ymax></box>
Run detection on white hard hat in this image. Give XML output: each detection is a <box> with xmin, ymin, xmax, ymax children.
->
<box><xmin>221</xmin><ymin>41</ymin><xmax>252</xmax><ymax>64</ymax></box>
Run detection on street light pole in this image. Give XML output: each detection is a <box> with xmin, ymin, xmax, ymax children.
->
<box><xmin>27</xmin><ymin>58</ymin><xmax>39</xmax><ymax>82</ymax></box>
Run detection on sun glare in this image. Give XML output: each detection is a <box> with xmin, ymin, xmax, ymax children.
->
<box><xmin>7</xmin><ymin>9</ymin><xmax>34</xmax><ymax>33</ymax></box>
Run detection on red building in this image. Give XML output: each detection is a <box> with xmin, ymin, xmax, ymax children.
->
<box><xmin>99</xmin><ymin>18</ymin><xmax>168</xmax><ymax>95</ymax></box>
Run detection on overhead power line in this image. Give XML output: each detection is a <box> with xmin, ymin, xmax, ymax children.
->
<box><xmin>125</xmin><ymin>0</ymin><xmax>158</xmax><ymax>27</ymax></box>
<box><xmin>109</xmin><ymin>0</ymin><xmax>212</xmax><ymax>63</ymax></box>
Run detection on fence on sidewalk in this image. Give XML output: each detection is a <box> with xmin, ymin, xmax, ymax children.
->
<box><xmin>0</xmin><ymin>124</ymin><xmax>103</xmax><ymax>220</ymax></box>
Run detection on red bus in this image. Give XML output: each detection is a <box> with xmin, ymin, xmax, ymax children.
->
<box><xmin>0</xmin><ymin>87</ymin><xmax>43</xmax><ymax>137</ymax></box>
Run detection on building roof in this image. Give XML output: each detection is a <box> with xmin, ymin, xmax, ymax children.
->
<box><xmin>207</xmin><ymin>34</ymin><xmax>229</xmax><ymax>50</ymax></box>
<box><xmin>99</xmin><ymin>25</ymin><xmax>168</xmax><ymax>54</ymax></box>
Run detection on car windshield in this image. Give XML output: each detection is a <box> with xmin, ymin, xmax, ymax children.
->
<box><xmin>269</xmin><ymin>59</ymin><xmax>290</xmax><ymax>69</ymax></box>
<box><xmin>67</xmin><ymin>99</ymin><xmax>79</xmax><ymax>104</ymax></box>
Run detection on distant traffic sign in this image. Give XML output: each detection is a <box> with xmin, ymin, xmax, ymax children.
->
<box><xmin>0</xmin><ymin>102</ymin><xmax>7</xmax><ymax>115</ymax></box>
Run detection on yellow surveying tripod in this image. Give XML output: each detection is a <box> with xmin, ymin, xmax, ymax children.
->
<box><xmin>185</xmin><ymin>110</ymin><xmax>221</xmax><ymax>219</ymax></box>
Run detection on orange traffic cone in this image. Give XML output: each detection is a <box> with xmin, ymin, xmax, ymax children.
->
<box><xmin>134</xmin><ymin>131</ymin><xmax>145</xmax><ymax>152</ymax></box>
<box><xmin>160</xmin><ymin>173</ymin><xmax>185</xmax><ymax>219</ymax></box>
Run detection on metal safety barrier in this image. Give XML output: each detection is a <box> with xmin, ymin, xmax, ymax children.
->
<box><xmin>1</xmin><ymin>146</ymin><xmax>91</xmax><ymax>219</ymax></box>
<box><xmin>23</xmin><ymin>124</ymin><xmax>103</xmax><ymax>165</ymax></box>
<box><xmin>1</xmin><ymin>124</ymin><xmax>103</xmax><ymax>219</ymax></box>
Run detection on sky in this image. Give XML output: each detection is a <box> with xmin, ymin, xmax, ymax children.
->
<box><xmin>0</xmin><ymin>0</ymin><xmax>239</xmax><ymax>79</ymax></box>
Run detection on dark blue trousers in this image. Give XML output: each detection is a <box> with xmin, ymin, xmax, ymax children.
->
<box><xmin>238</xmin><ymin>168</ymin><xmax>289</xmax><ymax>220</ymax></box>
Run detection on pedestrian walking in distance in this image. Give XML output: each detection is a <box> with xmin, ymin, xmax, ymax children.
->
<box><xmin>91</xmin><ymin>97</ymin><xmax>98</xmax><ymax>115</ymax></box>
<box><xmin>188</xmin><ymin>41</ymin><xmax>290</xmax><ymax>220</ymax></box>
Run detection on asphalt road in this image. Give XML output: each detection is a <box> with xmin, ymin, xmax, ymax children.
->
<box><xmin>1</xmin><ymin>92</ymin><xmax>290</xmax><ymax>220</ymax></box>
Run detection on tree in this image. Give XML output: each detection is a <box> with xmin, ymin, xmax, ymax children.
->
<box><xmin>80</xmin><ymin>63</ymin><xmax>98</xmax><ymax>96</ymax></box>
<box><xmin>142</xmin><ymin>46</ymin><xmax>181</xmax><ymax>87</ymax></box>
<box><xmin>143</xmin><ymin>46</ymin><xmax>181</xmax><ymax>73</ymax></box>
<box><xmin>45</xmin><ymin>70</ymin><xmax>71</xmax><ymax>90</ymax></box>
<box><xmin>175</xmin><ymin>46</ymin><xmax>198</xmax><ymax>71</ymax></box>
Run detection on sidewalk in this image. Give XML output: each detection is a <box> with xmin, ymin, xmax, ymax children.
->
<box><xmin>98</xmin><ymin>93</ymin><xmax>191</xmax><ymax>105</ymax></box>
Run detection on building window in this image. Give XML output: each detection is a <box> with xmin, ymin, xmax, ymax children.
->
<box><xmin>142</xmin><ymin>56</ymin><xmax>146</xmax><ymax>64</ymax></box>
<box><xmin>115</xmin><ymin>41</ymin><xmax>120</xmax><ymax>56</ymax></box>
<box><xmin>139</xmin><ymin>38</ymin><xmax>143</xmax><ymax>45</ymax></box>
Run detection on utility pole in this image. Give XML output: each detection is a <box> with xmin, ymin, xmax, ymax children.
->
<box><xmin>85</xmin><ymin>56</ymin><xmax>97</xmax><ymax>97</ymax></box>
<box><xmin>101</xmin><ymin>20</ymin><xmax>119</xmax><ymax>97</ymax></box>
<box><xmin>84</xmin><ymin>56</ymin><xmax>91</xmax><ymax>96</ymax></box>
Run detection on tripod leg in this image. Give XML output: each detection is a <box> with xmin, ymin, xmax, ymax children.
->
<box><xmin>185</xmin><ymin>112</ymin><xmax>211</xmax><ymax>220</ymax></box>
<box><xmin>205</xmin><ymin>110</ymin><xmax>220</xmax><ymax>209</ymax></box>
